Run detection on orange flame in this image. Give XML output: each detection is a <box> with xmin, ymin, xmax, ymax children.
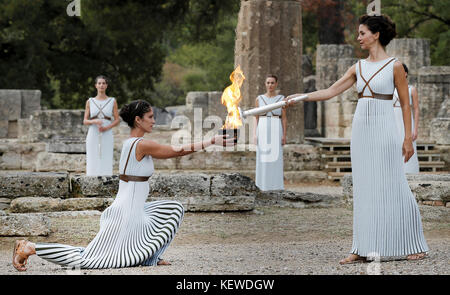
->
<box><xmin>221</xmin><ymin>65</ymin><xmax>245</xmax><ymax>129</ymax></box>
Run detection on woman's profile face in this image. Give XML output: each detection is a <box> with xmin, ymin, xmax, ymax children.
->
<box><xmin>95</xmin><ymin>78</ymin><xmax>108</xmax><ymax>92</ymax></box>
<box><xmin>357</xmin><ymin>24</ymin><xmax>379</xmax><ymax>50</ymax></box>
<box><xmin>136</xmin><ymin>108</ymin><xmax>155</xmax><ymax>133</ymax></box>
<box><xmin>265</xmin><ymin>77</ymin><xmax>277</xmax><ymax>93</ymax></box>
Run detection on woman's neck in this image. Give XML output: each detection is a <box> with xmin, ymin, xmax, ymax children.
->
<box><xmin>96</xmin><ymin>92</ymin><xmax>108</xmax><ymax>100</ymax></box>
<box><xmin>265</xmin><ymin>91</ymin><xmax>277</xmax><ymax>97</ymax></box>
<box><xmin>367</xmin><ymin>44</ymin><xmax>389</xmax><ymax>62</ymax></box>
<box><xmin>130</xmin><ymin>128</ymin><xmax>145</xmax><ymax>138</ymax></box>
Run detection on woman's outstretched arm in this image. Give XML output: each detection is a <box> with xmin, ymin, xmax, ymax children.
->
<box><xmin>135</xmin><ymin>135</ymin><xmax>234</xmax><ymax>160</ymax></box>
<box><xmin>286</xmin><ymin>64</ymin><xmax>357</xmax><ymax>103</ymax></box>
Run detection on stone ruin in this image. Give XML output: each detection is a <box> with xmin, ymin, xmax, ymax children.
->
<box><xmin>0</xmin><ymin>2</ymin><xmax>449</xmax><ymax>235</ymax></box>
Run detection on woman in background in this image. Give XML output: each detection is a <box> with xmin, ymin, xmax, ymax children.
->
<box><xmin>83</xmin><ymin>75</ymin><xmax>120</xmax><ymax>176</ymax></box>
<box><xmin>254</xmin><ymin>74</ymin><xmax>287</xmax><ymax>191</ymax></box>
<box><xmin>12</xmin><ymin>100</ymin><xmax>235</xmax><ymax>271</ymax></box>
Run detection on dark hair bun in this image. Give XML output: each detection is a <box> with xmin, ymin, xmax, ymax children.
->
<box><xmin>119</xmin><ymin>100</ymin><xmax>152</xmax><ymax>128</ymax></box>
<box><xmin>359</xmin><ymin>14</ymin><xmax>396</xmax><ymax>47</ymax></box>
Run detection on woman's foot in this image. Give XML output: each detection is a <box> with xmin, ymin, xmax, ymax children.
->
<box><xmin>339</xmin><ymin>254</ymin><xmax>366</xmax><ymax>265</ymax></box>
<box><xmin>12</xmin><ymin>240</ymin><xmax>35</xmax><ymax>271</ymax></box>
<box><xmin>407</xmin><ymin>253</ymin><xmax>427</xmax><ymax>261</ymax></box>
<box><xmin>157</xmin><ymin>259</ymin><xmax>171</xmax><ymax>266</ymax></box>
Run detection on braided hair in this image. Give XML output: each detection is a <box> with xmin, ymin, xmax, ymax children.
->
<box><xmin>359</xmin><ymin>14</ymin><xmax>396</xmax><ymax>47</ymax></box>
<box><xmin>119</xmin><ymin>100</ymin><xmax>152</xmax><ymax>128</ymax></box>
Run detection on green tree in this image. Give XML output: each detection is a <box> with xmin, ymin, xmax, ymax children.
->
<box><xmin>0</xmin><ymin>0</ymin><xmax>240</xmax><ymax>109</ymax></box>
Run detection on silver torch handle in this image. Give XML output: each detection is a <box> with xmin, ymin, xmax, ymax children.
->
<box><xmin>239</xmin><ymin>94</ymin><xmax>308</xmax><ymax>119</ymax></box>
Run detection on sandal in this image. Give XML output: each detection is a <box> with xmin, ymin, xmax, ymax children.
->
<box><xmin>339</xmin><ymin>254</ymin><xmax>367</xmax><ymax>265</ymax></box>
<box><xmin>407</xmin><ymin>253</ymin><xmax>427</xmax><ymax>261</ymax></box>
<box><xmin>157</xmin><ymin>259</ymin><xmax>171</xmax><ymax>266</ymax></box>
<box><xmin>12</xmin><ymin>240</ymin><xmax>29</xmax><ymax>271</ymax></box>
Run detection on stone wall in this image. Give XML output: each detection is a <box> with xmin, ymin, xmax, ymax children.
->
<box><xmin>417</xmin><ymin>66</ymin><xmax>450</xmax><ymax>141</ymax></box>
<box><xmin>315</xmin><ymin>44</ymin><xmax>357</xmax><ymax>138</ymax></box>
<box><xmin>0</xmin><ymin>172</ymin><xmax>256</xmax><ymax>213</ymax></box>
<box><xmin>0</xmin><ymin>90</ymin><xmax>41</xmax><ymax>138</ymax></box>
<box><xmin>0</xmin><ymin>91</ymin><xmax>326</xmax><ymax>182</ymax></box>
<box><xmin>431</xmin><ymin>98</ymin><xmax>450</xmax><ymax>170</ymax></box>
<box><xmin>341</xmin><ymin>174</ymin><xmax>450</xmax><ymax>207</ymax></box>
<box><xmin>386</xmin><ymin>38</ymin><xmax>431</xmax><ymax>85</ymax></box>
<box><xmin>235</xmin><ymin>0</ymin><xmax>304</xmax><ymax>143</ymax></box>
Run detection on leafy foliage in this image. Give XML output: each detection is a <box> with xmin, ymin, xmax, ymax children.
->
<box><xmin>0</xmin><ymin>0</ymin><xmax>238</xmax><ymax>109</ymax></box>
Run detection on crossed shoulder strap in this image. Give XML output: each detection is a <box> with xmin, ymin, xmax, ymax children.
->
<box><xmin>122</xmin><ymin>138</ymin><xmax>141</xmax><ymax>175</ymax></box>
<box><xmin>358</xmin><ymin>58</ymin><xmax>396</xmax><ymax>100</ymax></box>
<box><xmin>90</xmin><ymin>97</ymin><xmax>113</xmax><ymax>120</ymax></box>
<box><xmin>259</xmin><ymin>95</ymin><xmax>283</xmax><ymax>116</ymax></box>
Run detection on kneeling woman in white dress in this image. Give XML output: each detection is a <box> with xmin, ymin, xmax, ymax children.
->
<box><xmin>254</xmin><ymin>74</ymin><xmax>287</xmax><ymax>191</ymax></box>
<box><xmin>12</xmin><ymin>100</ymin><xmax>235</xmax><ymax>271</ymax></box>
<box><xmin>286</xmin><ymin>14</ymin><xmax>428</xmax><ymax>264</ymax></box>
<box><xmin>393</xmin><ymin>63</ymin><xmax>420</xmax><ymax>174</ymax></box>
<box><xmin>83</xmin><ymin>75</ymin><xmax>120</xmax><ymax>176</ymax></box>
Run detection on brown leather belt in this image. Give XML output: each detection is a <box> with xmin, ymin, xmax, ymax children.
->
<box><xmin>358</xmin><ymin>93</ymin><xmax>393</xmax><ymax>100</ymax></box>
<box><xmin>91</xmin><ymin>115</ymin><xmax>112</xmax><ymax>121</ymax></box>
<box><xmin>260</xmin><ymin>115</ymin><xmax>281</xmax><ymax>118</ymax></box>
<box><xmin>119</xmin><ymin>175</ymin><xmax>150</xmax><ymax>182</ymax></box>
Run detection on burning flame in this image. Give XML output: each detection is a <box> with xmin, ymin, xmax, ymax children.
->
<box><xmin>221</xmin><ymin>65</ymin><xmax>245</xmax><ymax>129</ymax></box>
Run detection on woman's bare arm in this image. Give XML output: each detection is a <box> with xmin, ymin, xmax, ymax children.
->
<box><xmin>410</xmin><ymin>85</ymin><xmax>420</xmax><ymax>141</ymax></box>
<box><xmin>99</xmin><ymin>100</ymin><xmax>120</xmax><ymax>132</ymax></box>
<box><xmin>394</xmin><ymin>61</ymin><xmax>414</xmax><ymax>162</ymax></box>
<box><xmin>83</xmin><ymin>100</ymin><xmax>102</xmax><ymax>126</ymax></box>
<box><xmin>281</xmin><ymin>107</ymin><xmax>287</xmax><ymax>145</ymax></box>
<box><xmin>286</xmin><ymin>64</ymin><xmax>357</xmax><ymax>102</ymax></box>
<box><xmin>135</xmin><ymin>135</ymin><xmax>233</xmax><ymax>160</ymax></box>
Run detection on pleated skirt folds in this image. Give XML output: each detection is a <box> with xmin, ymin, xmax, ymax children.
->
<box><xmin>350</xmin><ymin>98</ymin><xmax>428</xmax><ymax>259</ymax></box>
<box><xmin>35</xmin><ymin>181</ymin><xmax>184</xmax><ymax>269</ymax></box>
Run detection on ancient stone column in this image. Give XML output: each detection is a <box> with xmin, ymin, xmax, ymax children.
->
<box><xmin>0</xmin><ymin>90</ymin><xmax>41</xmax><ymax>139</ymax></box>
<box><xmin>417</xmin><ymin>66</ymin><xmax>450</xmax><ymax>141</ymax></box>
<box><xmin>234</xmin><ymin>0</ymin><xmax>304</xmax><ymax>143</ymax></box>
<box><xmin>386</xmin><ymin>38</ymin><xmax>431</xmax><ymax>85</ymax></box>
<box><xmin>315</xmin><ymin>44</ymin><xmax>356</xmax><ymax>138</ymax></box>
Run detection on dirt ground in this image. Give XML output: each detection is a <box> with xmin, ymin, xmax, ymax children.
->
<box><xmin>1</xmin><ymin>192</ymin><xmax>449</xmax><ymax>275</ymax></box>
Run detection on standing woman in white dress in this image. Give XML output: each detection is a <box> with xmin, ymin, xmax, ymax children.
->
<box><xmin>393</xmin><ymin>63</ymin><xmax>420</xmax><ymax>174</ymax></box>
<box><xmin>12</xmin><ymin>100</ymin><xmax>235</xmax><ymax>271</ymax></box>
<box><xmin>254</xmin><ymin>75</ymin><xmax>287</xmax><ymax>191</ymax></box>
<box><xmin>286</xmin><ymin>14</ymin><xmax>428</xmax><ymax>263</ymax></box>
<box><xmin>83</xmin><ymin>75</ymin><xmax>120</xmax><ymax>176</ymax></box>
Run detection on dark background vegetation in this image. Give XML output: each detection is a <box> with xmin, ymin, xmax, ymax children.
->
<box><xmin>1</xmin><ymin>0</ymin><xmax>448</xmax><ymax>109</ymax></box>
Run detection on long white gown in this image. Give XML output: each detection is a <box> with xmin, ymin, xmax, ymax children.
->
<box><xmin>86</xmin><ymin>97</ymin><xmax>115</xmax><ymax>176</ymax></box>
<box><xmin>351</xmin><ymin>57</ymin><xmax>428</xmax><ymax>259</ymax></box>
<box><xmin>393</xmin><ymin>86</ymin><xmax>420</xmax><ymax>174</ymax></box>
<box><xmin>35</xmin><ymin>137</ymin><xmax>184</xmax><ymax>269</ymax></box>
<box><xmin>255</xmin><ymin>94</ymin><xmax>284</xmax><ymax>191</ymax></box>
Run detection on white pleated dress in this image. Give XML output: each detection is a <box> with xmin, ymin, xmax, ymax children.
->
<box><xmin>255</xmin><ymin>94</ymin><xmax>284</xmax><ymax>191</ymax></box>
<box><xmin>35</xmin><ymin>137</ymin><xmax>184</xmax><ymax>269</ymax></box>
<box><xmin>86</xmin><ymin>97</ymin><xmax>115</xmax><ymax>176</ymax></box>
<box><xmin>350</xmin><ymin>58</ymin><xmax>428</xmax><ymax>259</ymax></box>
<box><xmin>393</xmin><ymin>86</ymin><xmax>420</xmax><ymax>174</ymax></box>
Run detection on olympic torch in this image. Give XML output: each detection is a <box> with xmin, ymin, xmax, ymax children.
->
<box><xmin>238</xmin><ymin>94</ymin><xmax>308</xmax><ymax>120</ymax></box>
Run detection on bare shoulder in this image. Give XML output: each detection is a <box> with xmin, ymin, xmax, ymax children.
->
<box><xmin>393</xmin><ymin>61</ymin><xmax>405</xmax><ymax>72</ymax></box>
<box><xmin>137</xmin><ymin>138</ymin><xmax>163</xmax><ymax>150</ymax></box>
<box><xmin>349</xmin><ymin>63</ymin><xmax>357</xmax><ymax>74</ymax></box>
